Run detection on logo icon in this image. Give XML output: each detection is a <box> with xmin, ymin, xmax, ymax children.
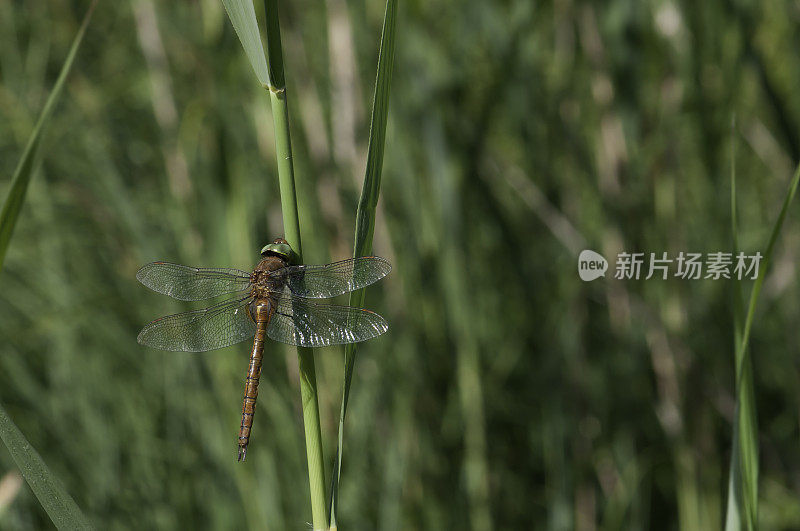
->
<box><xmin>578</xmin><ymin>250</ymin><xmax>608</xmax><ymax>281</ymax></box>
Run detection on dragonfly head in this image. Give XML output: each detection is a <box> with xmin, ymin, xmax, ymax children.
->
<box><xmin>261</xmin><ymin>238</ymin><xmax>297</xmax><ymax>263</ymax></box>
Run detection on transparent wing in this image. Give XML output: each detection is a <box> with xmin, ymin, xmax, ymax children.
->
<box><xmin>137</xmin><ymin>262</ymin><xmax>251</xmax><ymax>301</ymax></box>
<box><xmin>273</xmin><ymin>256</ymin><xmax>391</xmax><ymax>299</ymax></box>
<box><xmin>266</xmin><ymin>294</ymin><xmax>388</xmax><ymax>347</ymax></box>
<box><xmin>138</xmin><ymin>296</ymin><xmax>255</xmax><ymax>352</ymax></box>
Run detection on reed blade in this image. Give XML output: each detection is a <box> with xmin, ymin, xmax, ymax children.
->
<box><xmin>328</xmin><ymin>0</ymin><xmax>398</xmax><ymax>526</ymax></box>
<box><xmin>0</xmin><ymin>403</ymin><xmax>93</xmax><ymax>529</ymax></box>
<box><xmin>0</xmin><ymin>1</ymin><xmax>96</xmax><ymax>271</ymax></box>
<box><xmin>221</xmin><ymin>0</ymin><xmax>270</xmax><ymax>87</ymax></box>
<box><xmin>725</xmin><ymin>114</ymin><xmax>800</xmax><ymax>529</ymax></box>
<box><xmin>0</xmin><ymin>4</ymin><xmax>96</xmax><ymax>528</ymax></box>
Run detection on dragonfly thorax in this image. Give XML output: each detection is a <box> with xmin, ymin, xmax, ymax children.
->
<box><xmin>249</xmin><ymin>254</ymin><xmax>289</xmax><ymax>299</ymax></box>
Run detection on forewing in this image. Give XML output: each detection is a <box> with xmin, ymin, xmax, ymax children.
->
<box><xmin>275</xmin><ymin>256</ymin><xmax>391</xmax><ymax>299</ymax></box>
<box><xmin>137</xmin><ymin>262</ymin><xmax>251</xmax><ymax>301</ymax></box>
<box><xmin>266</xmin><ymin>294</ymin><xmax>388</xmax><ymax>347</ymax></box>
<box><xmin>138</xmin><ymin>296</ymin><xmax>255</xmax><ymax>352</ymax></box>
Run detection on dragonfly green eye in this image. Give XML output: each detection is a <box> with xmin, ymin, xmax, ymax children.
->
<box><xmin>261</xmin><ymin>242</ymin><xmax>296</xmax><ymax>262</ymax></box>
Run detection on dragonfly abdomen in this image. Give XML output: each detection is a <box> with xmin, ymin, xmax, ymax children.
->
<box><xmin>237</xmin><ymin>301</ymin><xmax>273</xmax><ymax>462</ymax></box>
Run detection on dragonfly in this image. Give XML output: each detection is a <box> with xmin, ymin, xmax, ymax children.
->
<box><xmin>136</xmin><ymin>238</ymin><xmax>390</xmax><ymax>461</ymax></box>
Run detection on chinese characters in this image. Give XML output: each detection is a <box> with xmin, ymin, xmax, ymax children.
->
<box><xmin>613</xmin><ymin>252</ymin><xmax>761</xmax><ymax>280</ymax></box>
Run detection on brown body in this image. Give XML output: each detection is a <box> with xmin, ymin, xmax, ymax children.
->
<box><xmin>136</xmin><ymin>236</ymin><xmax>391</xmax><ymax>463</ymax></box>
<box><xmin>237</xmin><ymin>249</ymin><xmax>289</xmax><ymax>461</ymax></box>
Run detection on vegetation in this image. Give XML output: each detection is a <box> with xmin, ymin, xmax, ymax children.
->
<box><xmin>1</xmin><ymin>0</ymin><xmax>800</xmax><ymax>529</ymax></box>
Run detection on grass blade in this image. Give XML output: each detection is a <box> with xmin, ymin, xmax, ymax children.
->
<box><xmin>730</xmin><ymin>116</ymin><xmax>744</xmax><ymax>373</ymax></box>
<box><xmin>0</xmin><ymin>404</ymin><xmax>93</xmax><ymax>529</ymax></box>
<box><xmin>726</xmin><ymin>132</ymin><xmax>800</xmax><ymax>530</ymax></box>
<box><xmin>726</xmin><ymin>117</ymin><xmax>747</xmax><ymax>530</ymax></box>
<box><xmin>0</xmin><ymin>4</ymin><xmax>96</xmax><ymax>529</ymax></box>
<box><xmin>736</xmin><ymin>167</ymin><xmax>800</xmax><ymax>379</ymax></box>
<box><xmin>221</xmin><ymin>0</ymin><xmax>270</xmax><ymax>87</ymax></box>
<box><xmin>0</xmin><ymin>1</ymin><xmax>96</xmax><ymax>271</ymax></box>
<box><xmin>328</xmin><ymin>0</ymin><xmax>398</xmax><ymax>526</ymax></box>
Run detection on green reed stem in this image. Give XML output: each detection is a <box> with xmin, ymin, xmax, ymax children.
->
<box><xmin>271</xmin><ymin>86</ymin><xmax>328</xmax><ymax>530</ymax></box>
<box><xmin>263</xmin><ymin>0</ymin><xmax>328</xmax><ymax>528</ymax></box>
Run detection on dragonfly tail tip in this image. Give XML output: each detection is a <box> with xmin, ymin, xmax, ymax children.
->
<box><xmin>237</xmin><ymin>445</ymin><xmax>247</xmax><ymax>462</ymax></box>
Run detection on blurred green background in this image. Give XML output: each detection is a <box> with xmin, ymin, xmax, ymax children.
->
<box><xmin>1</xmin><ymin>0</ymin><xmax>800</xmax><ymax>529</ymax></box>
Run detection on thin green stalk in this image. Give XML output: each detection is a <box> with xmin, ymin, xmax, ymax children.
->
<box><xmin>725</xmin><ymin>136</ymin><xmax>800</xmax><ymax>530</ymax></box>
<box><xmin>263</xmin><ymin>1</ymin><xmax>328</xmax><ymax>528</ymax></box>
<box><xmin>735</xmin><ymin>162</ymin><xmax>800</xmax><ymax>381</ymax></box>
<box><xmin>730</xmin><ymin>116</ymin><xmax>744</xmax><ymax>370</ymax></box>
<box><xmin>271</xmin><ymin>84</ymin><xmax>328</xmax><ymax>531</ymax></box>
<box><xmin>0</xmin><ymin>0</ymin><xmax>96</xmax><ymax>270</ymax></box>
<box><xmin>726</xmin><ymin>116</ymin><xmax>745</xmax><ymax>530</ymax></box>
<box><xmin>726</xmin><ymin>117</ymin><xmax>749</xmax><ymax>530</ymax></box>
